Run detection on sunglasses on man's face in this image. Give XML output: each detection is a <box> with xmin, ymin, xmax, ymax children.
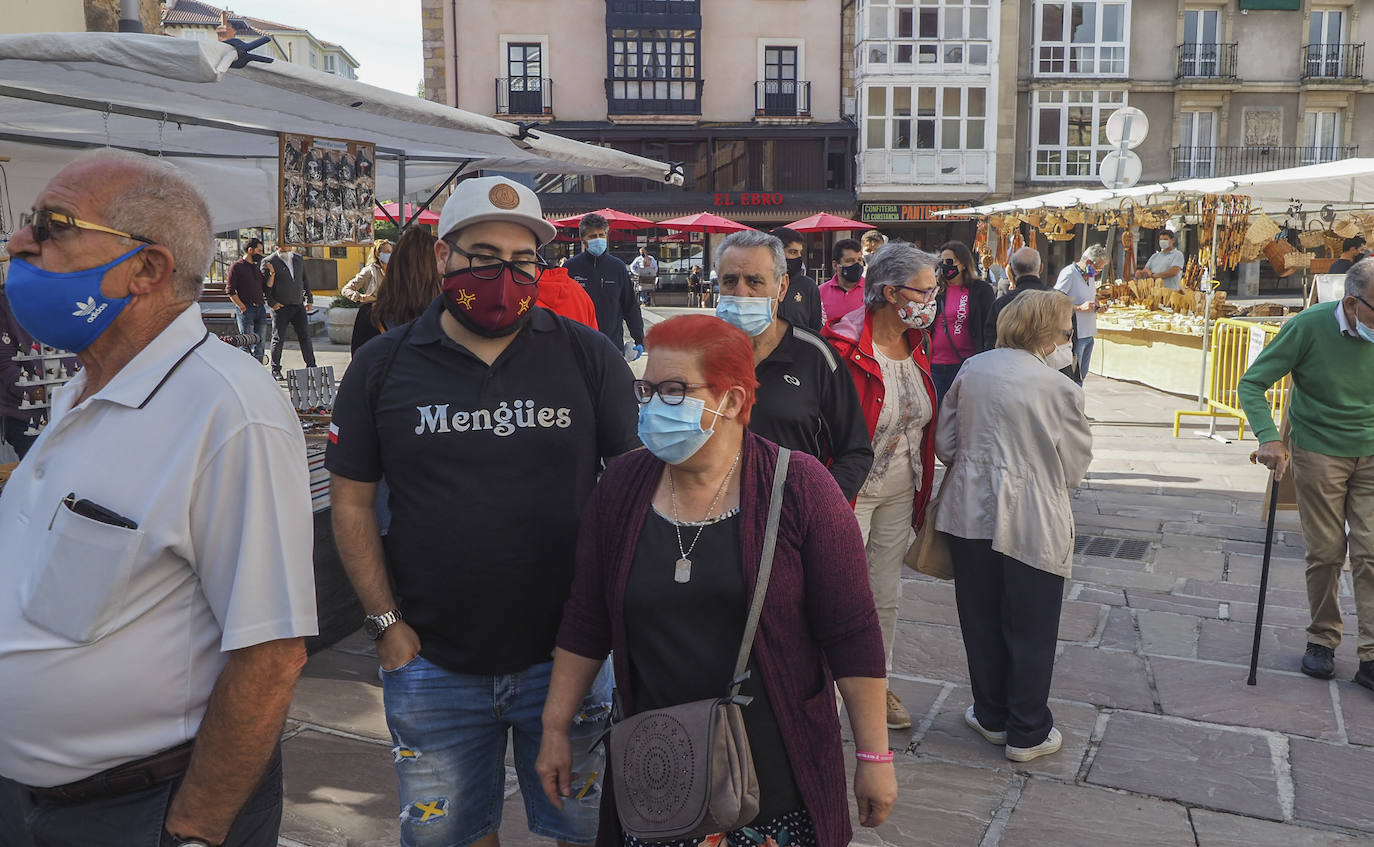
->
<box><xmin>19</xmin><ymin>209</ymin><xmax>153</xmax><ymax>245</ymax></box>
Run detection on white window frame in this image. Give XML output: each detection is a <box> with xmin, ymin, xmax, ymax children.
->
<box><xmin>756</xmin><ymin>38</ymin><xmax>806</xmax><ymax>87</ymax></box>
<box><xmin>1181</xmin><ymin>7</ymin><xmax>1221</xmax><ymax>77</ymax></box>
<box><xmin>1305</xmin><ymin>9</ymin><xmax>1349</xmax><ymax>77</ymax></box>
<box><xmin>859</xmin><ymin>0</ymin><xmax>993</xmax><ymax>73</ymax></box>
<box><xmin>863</xmin><ymin>83</ymin><xmax>990</xmax><ymax>153</ymax></box>
<box><xmin>499</xmin><ymin>34</ymin><xmax>551</xmax><ymax>83</ymax></box>
<box><xmin>1176</xmin><ymin>110</ymin><xmax>1217</xmax><ymax>178</ymax></box>
<box><xmin>1030</xmin><ymin>89</ymin><xmax>1127</xmax><ymax>181</ymax></box>
<box><xmin>1034</xmin><ymin>1</ymin><xmax>1130</xmax><ymax>77</ymax></box>
<box><xmin>1302</xmin><ymin>110</ymin><xmax>1343</xmax><ymax>164</ymax></box>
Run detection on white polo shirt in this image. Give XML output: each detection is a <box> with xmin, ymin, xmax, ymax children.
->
<box><xmin>0</xmin><ymin>305</ymin><xmax>317</xmax><ymax>787</ymax></box>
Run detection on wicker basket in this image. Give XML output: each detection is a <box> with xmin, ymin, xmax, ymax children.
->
<box><xmin>1245</xmin><ymin>212</ymin><xmax>1281</xmax><ymax>245</ymax></box>
<box><xmin>1262</xmin><ymin>239</ymin><xmax>1298</xmax><ymax>277</ymax></box>
<box><xmin>1334</xmin><ymin>216</ymin><xmax>1362</xmax><ymax>239</ymax></box>
<box><xmin>1299</xmin><ymin>221</ymin><xmax>1327</xmax><ymax>249</ymax></box>
<box><xmin>1288</xmin><ymin>250</ymin><xmax>1314</xmax><ymax>270</ymax></box>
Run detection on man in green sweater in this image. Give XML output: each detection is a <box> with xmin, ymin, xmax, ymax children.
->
<box><xmin>1239</xmin><ymin>260</ymin><xmax>1374</xmax><ymax>691</ymax></box>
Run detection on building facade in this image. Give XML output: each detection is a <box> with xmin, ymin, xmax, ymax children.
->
<box><xmin>160</xmin><ymin>0</ymin><xmax>359</xmax><ymax>79</ymax></box>
<box><xmin>424</xmin><ymin>0</ymin><xmax>858</xmax><ymax>274</ymax></box>
<box><xmin>851</xmin><ymin>0</ymin><xmax>1010</xmax><ymax>247</ymax></box>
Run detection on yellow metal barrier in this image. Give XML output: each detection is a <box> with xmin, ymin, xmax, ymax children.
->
<box><xmin>1174</xmin><ymin>318</ymin><xmax>1291</xmax><ymax>438</ymax></box>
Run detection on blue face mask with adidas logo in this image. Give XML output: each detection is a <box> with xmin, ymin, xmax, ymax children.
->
<box><xmin>5</xmin><ymin>246</ymin><xmax>145</xmax><ymax>353</ymax></box>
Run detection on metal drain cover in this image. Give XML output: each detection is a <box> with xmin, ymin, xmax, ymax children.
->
<box><xmin>1074</xmin><ymin>534</ymin><xmax>1153</xmax><ymax>561</ymax></box>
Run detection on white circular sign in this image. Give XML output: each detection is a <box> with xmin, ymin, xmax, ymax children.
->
<box><xmin>1099</xmin><ymin>149</ymin><xmax>1143</xmax><ymax>190</ymax></box>
<box><xmin>1104</xmin><ymin>107</ymin><xmax>1149</xmax><ymax>149</ymax></box>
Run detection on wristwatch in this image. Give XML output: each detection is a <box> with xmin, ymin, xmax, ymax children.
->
<box><xmin>162</xmin><ymin>830</ymin><xmax>215</xmax><ymax>847</ymax></box>
<box><xmin>364</xmin><ymin>608</ymin><xmax>403</xmax><ymax>640</ymax></box>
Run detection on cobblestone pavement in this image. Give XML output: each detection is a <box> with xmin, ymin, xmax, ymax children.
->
<box><xmin>276</xmin><ymin>328</ymin><xmax>1374</xmax><ymax>846</ymax></box>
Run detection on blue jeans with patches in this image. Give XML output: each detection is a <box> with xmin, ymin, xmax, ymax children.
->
<box><xmin>381</xmin><ymin>655</ymin><xmax>612</xmax><ymax>847</ymax></box>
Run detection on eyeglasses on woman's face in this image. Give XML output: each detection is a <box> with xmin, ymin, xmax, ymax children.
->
<box><xmin>633</xmin><ymin>379</ymin><xmax>710</xmax><ymax>405</ymax></box>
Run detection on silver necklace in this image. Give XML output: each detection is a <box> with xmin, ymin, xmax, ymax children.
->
<box><xmin>667</xmin><ymin>448</ymin><xmax>742</xmax><ymax>584</ymax></box>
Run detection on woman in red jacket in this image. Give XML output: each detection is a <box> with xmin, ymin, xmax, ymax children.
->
<box><xmin>822</xmin><ymin>242</ymin><xmax>941</xmax><ymax>731</ymax></box>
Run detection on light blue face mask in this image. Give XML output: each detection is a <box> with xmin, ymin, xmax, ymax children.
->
<box><xmin>5</xmin><ymin>246</ymin><xmax>145</xmax><ymax>352</ymax></box>
<box><xmin>587</xmin><ymin>237</ymin><xmax>608</xmax><ymax>257</ymax></box>
<box><xmin>378</xmin><ymin>252</ymin><xmax>390</xmax><ymax>264</ymax></box>
<box><xmin>637</xmin><ymin>393</ymin><xmax>729</xmax><ymax>465</ymax></box>
<box><xmin>1358</xmin><ymin>322</ymin><xmax>1374</xmax><ymax>344</ymax></box>
<box><xmin>716</xmin><ymin>295</ymin><xmax>775</xmax><ymax>337</ymax></box>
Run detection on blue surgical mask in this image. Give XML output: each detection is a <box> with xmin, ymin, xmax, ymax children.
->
<box><xmin>716</xmin><ymin>295</ymin><xmax>775</xmax><ymax>337</ymax></box>
<box><xmin>637</xmin><ymin>394</ymin><xmax>728</xmax><ymax>465</ymax></box>
<box><xmin>378</xmin><ymin>252</ymin><xmax>390</xmax><ymax>264</ymax></box>
<box><xmin>5</xmin><ymin>246</ymin><xmax>145</xmax><ymax>352</ymax></box>
<box><xmin>1358</xmin><ymin>322</ymin><xmax>1374</xmax><ymax>344</ymax></box>
<box><xmin>587</xmin><ymin>237</ymin><xmax>608</xmax><ymax>257</ymax></box>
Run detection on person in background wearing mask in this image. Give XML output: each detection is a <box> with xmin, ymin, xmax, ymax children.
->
<box><xmin>262</xmin><ymin>241</ymin><xmax>316</xmax><ymax>380</ymax></box>
<box><xmin>930</xmin><ymin>240</ymin><xmax>996</xmax><ymax>402</ymax></box>
<box><xmin>770</xmin><ymin>226</ymin><xmax>823</xmax><ymax>332</ymax></box>
<box><xmin>1240</xmin><ymin>260</ymin><xmax>1374</xmax><ymax>692</ymax></box>
<box><xmin>1054</xmin><ymin>243</ymin><xmax>1108</xmax><ymax>386</ymax></box>
<box><xmin>327</xmin><ymin>177</ymin><xmax>640</xmax><ymax>846</ymax></box>
<box><xmin>629</xmin><ymin>246</ymin><xmax>658</xmax><ymax>307</ymax></box>
<box><xmin>1328</xmin><ymin>235</ymin><xmax>1366</xmax><ymax>276</ymax></box>
<box><xmin>226</xmin><ymin>237</ymin><xmax>270</xmax><ymax>363</ymax></box>
<box><xmin>936</xmin><ymin>290</ymin><xmax>1093</xmax><ymax>763</ymax></box>
<box><xmin>714</xmin><ymin>230</ymin><xmax>873</xmax><ymax>501</ymax></box>
<box><xmin>342</xmin><ymin>239</ymin><xmax>394</xmax><ymax>304</ymax></box>
<box><xmin>565</xmin><ymin>212</ymin><xmax>644</xmax><ymax>359</ymax></box>
<box><xmin>823</xmin><ymin>242</ymin><xmax>941</xmax><ymax>732</ymax></box>
<box><xmin>1135</xmin><ymin>230</ymin><xmax>1184</xmax><ymax>290</ymax></box>
<box><xmin>819</xmin><ymin>238</ymin><xmax>866</xmax><ymax>326</ymax></box>
<box><xmin>349</xmin><ymin>229</ymin><xmax>439</xmax><ymax>355</ymax></box>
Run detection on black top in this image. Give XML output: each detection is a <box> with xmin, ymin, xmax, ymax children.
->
<box><xmin>625</xmin><ymin>508</ymin><xmax>802</xmax><ymax>822</ymax></box>
<box><xmin>983</xmin><ymin>276</ymin><xmax>1077</xmax><ymax>380</ymax></box>
<box><xmin>777</xmin><ymin>273</ymin><xmax>823</xmax><ymax>333</ymax></box>
<box><xmin>226</xmin><ymin>258</ymin><xmax>267</xmax><ymax>306</ymax></box>
<box><xmin>937</xmin><ymin>277</ymin><xmax>996</xmax><ymax>356</ymax></box>
<box><xmin>565</xmin><ymin>251</ymin><xmax>645</xmax><ymax>349</ymax></box>
<box><xmin>262</xmin><ymin>252</ymin><xmax>312</xmax><ymax>307</ymax></box>
<box><xmin>350</xmin><ymin>305</ymin><xmax>382</xmax><ymax>354</ymax></box>
<box><xmin>1330</xmin><ymin>258</ymin><xmax>1355</xmax><ymax>275</ymax></box>
<box><xmin>749</xmin><ymin>325</ymin><xmax>873</xmax><ymax>501</ymax></box>
<box><xmin>326</xmin><ymin>299</ymin><xmax>642</xmax><ymax>675</ymax></box>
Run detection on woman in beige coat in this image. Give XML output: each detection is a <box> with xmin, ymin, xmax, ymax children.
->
<box><xmin>934</xmin><ymin>289</ymin><xmax>1093</xmax><ymax>763</ymax></box>
<box><xmin>341</xmin><ymin>239</ymin><xmax>393</xmax><ymax>302</ymax></box>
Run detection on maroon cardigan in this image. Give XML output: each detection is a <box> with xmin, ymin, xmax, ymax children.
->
<box><xmin>557</xmin><ymin>431</ymin><xmax>886</xmax><ymax>847</ymax></box>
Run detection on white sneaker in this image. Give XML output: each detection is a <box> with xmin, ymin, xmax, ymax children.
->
<box><xmin>1005</xmin><ymin>727</ymin><xmax>1062</xmax><ymax>763</ymax></box>
<box><xmin>964</xmin><ymin>705</ymin><xmax>1006</xmax><ymax>745</ymax></box>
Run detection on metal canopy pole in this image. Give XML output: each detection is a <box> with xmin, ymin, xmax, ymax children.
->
<box><xmin>1198</xmin><ymin>196</ymin><xmax>1230</xmax><ymax>442</ymax></box>
<box><xmin>397</xmin><ymin>153</ymin><xmax>406</xmax><ymax>226</ymax></box>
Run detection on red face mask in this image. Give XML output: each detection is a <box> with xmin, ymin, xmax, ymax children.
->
<box><xmin>441</xmin><ymin>267</ymin><xmax>538</xmax><ymax>337</ymax></box>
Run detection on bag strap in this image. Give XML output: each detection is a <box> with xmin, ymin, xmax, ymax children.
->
<box><xmin>729</xmin><ymin>447</ymin><xmax>791</xmax><ymax>697</ymax></box>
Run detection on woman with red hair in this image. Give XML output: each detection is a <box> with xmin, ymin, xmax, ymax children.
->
<box><xmin>537</xmin><ymin>314</ymin><xmax>896</xmax><ymax>847</ymax></box>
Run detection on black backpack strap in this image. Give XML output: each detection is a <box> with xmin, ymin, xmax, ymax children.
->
<box><xmin>367</xmin><ymin>320</ymin><xmax>417</xmax><ymax>412</ymax></box>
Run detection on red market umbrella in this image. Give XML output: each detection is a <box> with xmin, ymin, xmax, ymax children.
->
<box><xmin>785</xmin><ymin>212</ymin><xmax>872</xmax><ymax>232</ymax></box>
<box><xmin>374</xmin><ymin>202</ymin><xmax>439</xmax><ymax>225</ymax></box>
<box><xmin>656</xmin><ymin>212</ymin><xmax>754</xmax><ymax>234</ymax></box>
<box><xmin>550</xmin><ymin>208</ymin><xmax>657</xmax><ymax>230</ymax></box>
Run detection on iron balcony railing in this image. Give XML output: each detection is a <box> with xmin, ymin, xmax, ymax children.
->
<box><xmin>1176</xmin><ymin>42</ymin><xmax>1238</xmax><ymax>79</ymax></box>
<box><xmin>607</xmin><ymin>0</ymin><xmax>699</xmax><ymax>14</ymax></box>
<box><xmin>495</xmin><ymin>77</ymin><xmax>553</xmax><ymax>116</ymax></box>
<box><xmin>1171</xmin><ymin>145</ymin><xmax>1360</xmax><ymax>179</ymax></box>
<box><xmin>754</xmin><ymin>80</ymin><xmax>810</xmax><ymax>117</ymax></box>
<box><xmin>1301</xmin><ymin>43</ymin><xmax>1364</xmax><ymax>80</ymax></box>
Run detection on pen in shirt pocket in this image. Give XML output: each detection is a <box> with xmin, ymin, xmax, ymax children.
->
<box><xmin>54</xmin><ymin>493</ymin><xmax>140</xmax><ymax>530</ymax></box>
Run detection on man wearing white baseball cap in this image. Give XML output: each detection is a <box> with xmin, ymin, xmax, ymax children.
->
<box><xmin>327</xmin><ymin>176</ymin><xmax>639</xmax><ymax>846</ymax></box>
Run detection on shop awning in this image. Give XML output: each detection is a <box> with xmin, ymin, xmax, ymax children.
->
<box><xmin>0</xmin><ymin>32</ymin><xmax>682</xmax><ymax>231</ymax></box>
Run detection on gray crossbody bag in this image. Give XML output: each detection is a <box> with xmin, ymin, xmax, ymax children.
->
<box><xmin>608</xmin><ymin>448</ymin><xmax>792</xmax><ymax>842</ymax></box>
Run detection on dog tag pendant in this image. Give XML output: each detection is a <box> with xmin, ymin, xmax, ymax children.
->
<box><xmin>674</xmin><ymin>557</ymin><xmax>692</xmax><ymax>584</ymax></box>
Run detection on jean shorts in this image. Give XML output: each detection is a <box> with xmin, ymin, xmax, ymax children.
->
<box><xmin>381</xmin><ymin>654</ymin><xmax>613</xmax><ymax>847</ymax></box>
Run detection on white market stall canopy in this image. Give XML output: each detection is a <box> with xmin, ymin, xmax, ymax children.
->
<box><xmin>943</xmin><ymin>158</ymin><xmax>1374</xmax><ymax>218</ymax></box>
<box><xmin>0</xmin><ymin>32</ymin><xmax>683</xmax><ymax>231</ymax></box>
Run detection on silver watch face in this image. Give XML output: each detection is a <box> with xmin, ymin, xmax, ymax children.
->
<box><xmin>364</xmin><ymin>616</ymin><xmax>384</xmax><ymax>640</ymax></box>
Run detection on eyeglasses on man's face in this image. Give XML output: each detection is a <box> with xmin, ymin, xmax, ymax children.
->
<box><xmin>633</xmin><ymin>379</ymin><xmax>710</xmax><ymax>405</ymax></box>
<box><xmin>445</xmin><ymin>242</ymin><xmax>547</xmax><ymax>284</ymax></box>
<box><xmin>20</xmin><ymin>209</ymin><xmax>153</xmax><ymax>245</ymax></box>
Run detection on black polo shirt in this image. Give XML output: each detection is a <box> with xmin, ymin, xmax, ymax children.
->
<box><xmin>748</xmin><ymin>324</ymin><xmax>874</xmax><ymax>500</ymax></box>
<box><xmin>326</xmin><ymin>299</ymin><xmax>640</xmax><ymax>675</ymax></box>
<box><xmin>778</xmin><ymin>273</ymin><xmax>823</xmax><ymax>333</ymax></box>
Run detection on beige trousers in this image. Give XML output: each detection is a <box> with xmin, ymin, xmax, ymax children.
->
<box><xmin>1290</xmin><ymin>444</ymin><xmax>1374</xmax><ymax>661</ymax></box>
<box><xmin>854</xmin><ymin>470</ymin><xmax>916</xmax><ymax>673</ymax></box>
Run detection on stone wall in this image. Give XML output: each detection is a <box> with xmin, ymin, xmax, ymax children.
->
<box><xmin>84</xmin><ymin>0</ymin><xmax>163</xmax><ymax>34</ymax></box>
<box><xmin>421</xmin><ymin>0</ymin><xmax>447</xmax><ymax>105</ymax></box>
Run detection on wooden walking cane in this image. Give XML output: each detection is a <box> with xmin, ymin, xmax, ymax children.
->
<box><xmin>1248</xmin><ymin>471</ymin><xmax>1282</xmax><ymax>686</ymax></box>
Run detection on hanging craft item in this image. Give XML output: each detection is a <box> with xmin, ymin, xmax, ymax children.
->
<box><xmin>1262</xmin><ymin>239</ymin><xmax>1299</xmax><ymax>278</ymax></box>
<box><xmin>1120</xmin><ymin>230</ymin><xmax>1136</xmax><ymax>279</ymax></box>
<box><xmin>1298</xmin><ymin>219</ymin><xmax>1327</xmax><ymax>249</ymax></box>
<box><xmin>1333</xmin><ymin>215</ymin><xmax>1361</xmax><ymax>239</ymax></box>
<box><xmin>1245</xmin><ymin>211</ymin><xmax>1281</xmax><ymax>245</ymax></box>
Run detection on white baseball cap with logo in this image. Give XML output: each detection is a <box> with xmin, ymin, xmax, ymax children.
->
<box><xmin>437</xmin><ymin>176</ymin><xmax>557</xmax><ymax>247</ymax></box>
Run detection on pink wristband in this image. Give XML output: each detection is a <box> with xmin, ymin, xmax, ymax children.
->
<box><xmin>855</xmin><ymin>750</ymin><xmax>894</xmax><ymax>763</ymax></box>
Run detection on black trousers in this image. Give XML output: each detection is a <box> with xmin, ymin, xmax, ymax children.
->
<box><xmin>0</xmin><ymin>752</ymin><xmax>282</xmax><ymax>847</ymax></box>
<box><xmin>269</xmin><ymin>304</ymin><xmax>317</xmax><ymax>369</ymax></box>
<box><xmin>949</xmin><ymin>535</ymin><xmax>1064</xmax><ymax>748</ymax></box>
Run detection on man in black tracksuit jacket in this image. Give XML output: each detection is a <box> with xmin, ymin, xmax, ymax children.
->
<box><xmin>565</xmin><ymin>224</ymin><xmax>645</xmax><ymax>351</ymax></box>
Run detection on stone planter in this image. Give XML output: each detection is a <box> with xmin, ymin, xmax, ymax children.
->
<box><xmin>326</xmin><ymin>306</ymin><xmax>357</xmax><ymax>345</ymax></box>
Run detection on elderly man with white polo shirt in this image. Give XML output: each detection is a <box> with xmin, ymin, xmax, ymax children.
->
<box><xmin>0</xmin><ymin>150</ymin><xmax>317</xmax><ymax>847</ymax></box>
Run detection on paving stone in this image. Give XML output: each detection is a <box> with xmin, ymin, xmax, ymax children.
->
<box><xmin>847</xmin><ymin>676</ymin><xmax>945</xmax><ymax>750</ymax></box>
<box><xmin>1224</xmin><ymin>554</ymin><xmax>1310</xmax><ymax>592</ymax></box>
<box><xmin>915</xmin><ymin>685</ymin><xmax>1095</xmax><ymax>779</ymax></box>
<box><xmin>1125</xmin><ymin>589</ymin><xmax>1226</xmax><ymax>619</ymax></box>
<box><xmin>848</xmin><ymin>759</ymin><xmax>1012</xmax><ymax>847</ymax></box>
<box><xmin>1050</xmin><ymin>644</ymin><xmax>1157</xmax><ymax>710</ymax></box>
<box><xmin>1072</xmin><ymin>564</ymin><xmax>1182</xmax><ymax>592</ymax></box>
<box><xmin>1057</xmin><ymin>600</ymin><xmax>1102</xmax><ymax>643</ymax></box>
<box><xmin>1136</xmin><ymin>610</ymin><xmax>1199</xmax><ymax>658</ymax></box>
<box><xmin>1223</xmin><ymin>538</ymin><xmax>1308</xmax><ymax>559</ymax></box>
<box><xmin>1291</xmin><ymin>739</ymin><xmax>1374</xmax><ymax>832</ymax></box>
<box><xmin>1001</xmin><ymin>779</ymin><xmax>1197</xmax><ymax>847</ymax></box>
<box><xmin>1098</xmin><ymin>606</ymin><xmax>1138</xmax><ymax>650</ymax></box>
<box><xmin>898</xmin><ymin>579</ymin><xmax>960</xmax><ymax>627</ymax></box>
<box><xmin>1072</xmin><ymin>585</ymin><xmax>1127</xmax><ymax>606</ymax></box>
<box><xmin>1087</xmin><ymin>711</ymin><xmax>1283</xmax><ymax>819</ymax></box>
<box><xmin>1180</xmin><ymin>578</ymin><xmax>1310</xmax><ymax>611</ymax></box>
<box><xmin>1337</xmin><ymin>680</ymin><xmax>1374</xmax><ymax>747</ymax></box>
<box><xmin>1163</xmin><ymin>520</ymin><xmax>1275</xmax><ymax>543</ymax></box>
<box><xmin>1190</xmin><ymin>809</ymin><xmax>1374</xmax><ymax>846</ymax></box>
<box><xmin>290</xmin><ymin>648</ymin><xmax>391</xmax><ymax>742</ymax></box>
<box><xmin>1152</xmin><ymin>657</ymin><xmax>1341</xmax><ymax>740</ymax></box>
<box><xmin>1072</xmin><ymin>514</ymin><xmax>1165</xmax><ymax>534</ymax></box>
<box><xmin>1195</xmin><ymin>619</ymin><xmax>1362</xmax><ymax>677</ymax></box>
<box><xmin>891</xmin><ymin>622</ymin><xmax>969</xmax><ymax>684</ymax></box>
<box><xmin>281</xmin><ymin>730</ymin><xmax>398</xmax><ymax>846</ymax></box>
